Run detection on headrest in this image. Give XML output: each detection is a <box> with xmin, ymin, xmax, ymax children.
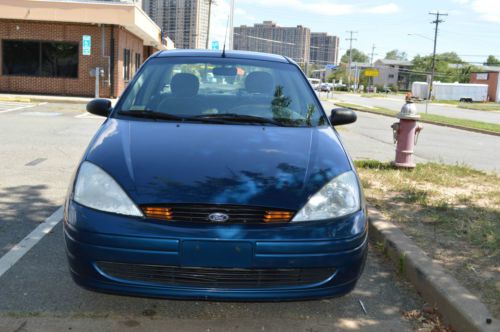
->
<box><xmin>245</xmin><ymin>71</ymin><xmax>274</xmax><ymax>94</ymax></box>
<box><xmin>171</xmin><ymin>73</ymin><xmax>199</xmax><ymax>97</ymax></box>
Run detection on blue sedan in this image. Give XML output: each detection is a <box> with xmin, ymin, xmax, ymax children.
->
<box><xmin>64</xmin><ymin>50</ymin><xmax>367</xmax><ymax>301</ymax></box>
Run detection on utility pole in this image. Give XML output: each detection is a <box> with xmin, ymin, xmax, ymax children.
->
<box><xmin>369</xmin><ymin>44</ymin><xmax>376</xmax><ymax>65</ymax></box>
<box><xmin>346</xmin><ymin>30</ymin><xmax>357</xmax><ymax>91</ymax></box>
<box><xmin>426</xmin><ymin>11</ymin><xmax>447</xmax><ymax>113</ymax></box>
<box><xmin>369</xmin><ymin>44</ymin><xmax>377</xmax><ymax>91</ymax></box>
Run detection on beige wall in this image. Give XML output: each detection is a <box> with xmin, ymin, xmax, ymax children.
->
<box><xmin>0</xmin><ymin>0</ymin><xmax>163</xmax><ymax>49</ymax></box>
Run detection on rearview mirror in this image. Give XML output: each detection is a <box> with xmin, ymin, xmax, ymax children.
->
<box><xmin>330</xmin><ymin>108</ymin><xmax>357</xmax><ymax>126</ymax></box>
<box><xmin>87</xmin><ymin>99</ymin><xmax>112</xmax><ymax>117</ymax></box>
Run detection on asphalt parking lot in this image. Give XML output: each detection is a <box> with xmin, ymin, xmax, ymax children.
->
<box><xmin>0</xmin><ymin>102</ymin><xmax>425</xmax><ymax>331</ymax></box>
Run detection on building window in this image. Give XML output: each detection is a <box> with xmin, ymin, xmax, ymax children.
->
<box><xmin>135</xmin><ymin>53</ymin><xmax>141</xmax><ymax>74</ymax></box>
<box><xmin>2</xmin><ymin>40</ymin><xmax>78</xmax><ymax>78</ymax></box>
<box><xmin>388</xmin><ymin>74</ymin><xmax>395</xmax><ymax>79</ymax></box>
<box><xmin>123</xmin><ymin>49</ymin><xmax>131</xmax><ymax>81</ymax></box>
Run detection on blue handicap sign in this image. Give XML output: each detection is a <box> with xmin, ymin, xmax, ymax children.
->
<box><xmin>82</xmin><ymin>35</ymin><xmax>91</xmax><ymax>56</ymax></box>
<box><xmin>211</xmin><ymin>41</ymin><xmax>219</xmax><ymax>50</ymax></box>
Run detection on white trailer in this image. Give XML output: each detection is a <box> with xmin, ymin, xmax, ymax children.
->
<box><xmin>411</xmin><ymin>82</ymin><xmax>488</xmax><ymax>102</ymax></box>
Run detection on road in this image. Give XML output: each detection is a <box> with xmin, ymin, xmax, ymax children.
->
<box><xmin>323</xmin><ymin>100</ymin><xmax>500</xmax><ymax>174</ymax></box>
<box><xmin>326</xmin><ymin>92</ymin><xmax>500</xmax><ymax>124</ymax></box>
<box><xmin>0</xmin><ymin>102</ymin><xmax>424</xmax><ymax>331</ymax></box>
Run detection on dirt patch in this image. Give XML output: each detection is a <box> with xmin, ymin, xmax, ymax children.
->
<box><xmin>355</xmin><ymin>160</ymin><xmax>500</xmax><ymax>318</ymax></box>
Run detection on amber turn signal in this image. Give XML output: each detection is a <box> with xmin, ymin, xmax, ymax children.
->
<box><xmin>142</xmin><ymin>207</ymin><xmax>173</xmax><ymax>220</ymax></box>
<box><xmin>263</xmin><ymin>211</ymin><xmax>293</xmax><ymax>223</ymax></box>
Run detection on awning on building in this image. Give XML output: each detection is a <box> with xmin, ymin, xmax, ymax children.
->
<box><xmin>0</xmin><ymin>0</ymin><xmax>166</xmax><ymax>49</ymax></box>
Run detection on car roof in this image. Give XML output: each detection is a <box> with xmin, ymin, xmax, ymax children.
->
<box><xmin>155</xmin><ymin>49</ymin><xmax>290</xmax><ymax>63</ymax></box>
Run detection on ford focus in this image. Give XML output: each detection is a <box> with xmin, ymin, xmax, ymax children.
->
<box><xmin>64</xmin><ymin>50</ymin><xmax>367</xmax><ymax>301</ymax></box>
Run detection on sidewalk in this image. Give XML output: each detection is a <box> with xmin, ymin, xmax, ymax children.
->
<box><xmin>0</xmin><ymin>93</ymin><xmax>116</xmax><ymax>104</ymax></box>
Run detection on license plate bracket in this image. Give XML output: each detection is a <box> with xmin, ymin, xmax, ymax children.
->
<box><xmin>181</xmin><ymin>241</ymin><xmax>253</xmax><ymax>268</ymax></box>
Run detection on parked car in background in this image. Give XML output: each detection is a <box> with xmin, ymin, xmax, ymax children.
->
<box><xmin>308</xmin><ymin>78</ymin><xmax>321</xmax><ymax>90</ymax></box>
<box><xmin>64</xmin><ymin>50</ymin><xmax>367</xmax><ymax>301</ymax></box>
<box><xmin>319</xmin><ymin>83</ymin><xmax>332</xmax><ymax>92</ymax></box>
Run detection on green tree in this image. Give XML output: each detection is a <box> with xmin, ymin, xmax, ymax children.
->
<box><xmin>340</xmin><ymin>49</ymin><xmax>369</xmax><ymax>64</ymax></box>
<box><xmin>385</xmin><ymin>49</ymin><xmax>408</xmax><ymax>61</ymax></box>
<box><xmin>410</xmin><ymin>52</ymin><xmax>479</xmax><ymax>83</ymax></box>
<box><xmin>485</xmin><ymin>55</ymin><xmax>500</xmax><ymax>66</ymax></box>
<box><xmin>327</xmin><ymin>64</ymin><xmax>347</xmax><ymax>82</ymax></box>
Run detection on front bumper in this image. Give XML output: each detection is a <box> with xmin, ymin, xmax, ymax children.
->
<box><xmin>64</xmin><ymin>201</ymin><xmax>368</xmax><ymax>301</ymax></box>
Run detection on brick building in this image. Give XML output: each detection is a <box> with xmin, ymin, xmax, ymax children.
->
<box><xmin>0</xmin><ymin>0</ymin><xmax>169</xmax><ymax>98</ymax></box>
<box><xmin>310</xmin><ymin>32</ymin><xmax>339</xmax><ymax>66</ymax></box>
<box><xmin>470</xmin><ymin>68</ymin><xmax>500</xmax><ymax>102</ymax></box>
<box><xmin>142</xmin><ymin>0</ymin><xmax>210</xmax><ymax>49</ymax></box>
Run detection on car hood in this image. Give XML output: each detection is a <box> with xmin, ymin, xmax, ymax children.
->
<box><xmin>84</xmin><ymin>119</ymin><xmax>352</xmax><ymax>210</ymax></box>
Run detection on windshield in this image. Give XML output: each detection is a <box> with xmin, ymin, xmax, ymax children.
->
<box><xmin>115</xmin><ymin>57</ymin><xmax>326</xmax><ymax>127</ymax></box>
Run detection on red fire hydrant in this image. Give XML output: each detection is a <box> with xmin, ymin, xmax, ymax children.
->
<box><xmin>391</xmin><ymin>99</ymin><xmax>423</xmax><ymax>168</ymax></box>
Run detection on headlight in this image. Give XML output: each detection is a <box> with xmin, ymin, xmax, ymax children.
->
<box><xmin>73</xmin><ymin>161</ymin><xmax>143</xmax><ymax>217</ymax></box>
<box><xmin>292</xmin><ymin>171</ymin><xmax>360</xmax><ymax>222</ymax></box>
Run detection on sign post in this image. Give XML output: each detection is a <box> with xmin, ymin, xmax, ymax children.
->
<box><xmin>95</xmin><ymin>67</ymin><xmax>100</xmax><ymax>98</ymax></box>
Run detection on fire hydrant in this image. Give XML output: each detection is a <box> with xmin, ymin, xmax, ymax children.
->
<box><xmin>391</xmin><ymin>99</ymin><xmax>423</xmax><ymax>169</ymax></box>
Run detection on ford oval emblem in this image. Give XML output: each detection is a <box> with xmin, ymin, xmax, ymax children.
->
<box><xmin>208</xmin><ymin>212</ymin><xmax>229</xmax><ymax>222</ymax></box>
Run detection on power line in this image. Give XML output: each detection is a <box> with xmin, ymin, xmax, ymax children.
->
<box><xmin>346</xmin><ymin>30</ymin><xmax>357</xmax><ymax>90</ymax></box>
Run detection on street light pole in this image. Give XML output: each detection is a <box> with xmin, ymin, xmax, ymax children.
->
<box><xmin>205</xmin><ymin>0</ymin><xmax>214</xmax><ymax>49</ymax></box>
<box><xmin>228</xmin><ymin>0</ymin><xmax>235</xmax><ymax>50</ymax></box>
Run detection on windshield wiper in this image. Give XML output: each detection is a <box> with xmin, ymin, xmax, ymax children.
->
<box><xmin>117</xmin><ymin>110</ymin><xmax>187</xmax><ymax>122</ymax></box>
<box><xmin>117</xmin><ymin>110</ymin><xmax>231</xmax><ymax>124</ymax></box>
<box><xmin>192</xmin><ymin>113</ymin><xmax>287</xmax><ymax>126</ymax></box>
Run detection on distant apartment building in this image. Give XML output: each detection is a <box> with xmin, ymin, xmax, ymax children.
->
<box><xmin>373</xmin><ymin>59</ymin><xmax>413</xmax><ymax>90</ymax></box>
<box><xmin>233</xmin><ymin>21</ymin><xmax>311</xmax><ymax>64</ymax></box>
<box><xmin>143</xmin><ymin>0</ymin><xmax>209</xmax><ymax>49</ymax></box>
<box><xmin>310</xmin><ymin>32</ymin><xmax>339</xmax><ymax>65</ymax></box>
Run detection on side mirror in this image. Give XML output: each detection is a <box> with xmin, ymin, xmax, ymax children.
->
<box><xmin>87</xmin><ymin>99</ymin><xmax>112</xmax><ymax>117</ymax></box>
<box><xmin>330</xmin><ymin>108</ymin><xmax>357</xmax><ymax>126</ymax></box>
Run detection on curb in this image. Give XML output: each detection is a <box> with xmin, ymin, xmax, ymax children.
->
<box><xmin>0</xmin><ymin>96</ymin><xmax>92</xmax><ymax>105</ymax></box>
<box><xmin>368</xmin><ymin>207</ymin><xmax>498</xmax><ymax>332</ymax></box>
<box><xmin>332</xmin><ymin>104</ymin><xmax>500</xmax><ymax>137</ymax></box>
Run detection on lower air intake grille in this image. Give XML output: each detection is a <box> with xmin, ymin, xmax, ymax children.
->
<box><xmin>96</xmin><ymin>262</ymin><xmax>335</xmax><ymax>288</ymax></box>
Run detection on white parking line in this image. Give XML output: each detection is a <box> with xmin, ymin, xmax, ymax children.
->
<box><xmin>0</xmin><ymin>102</ymin><xmax>37</xmax><ymax>114</ymax></box>
<box><xmin>0</xmin><ymin>206</ymin><xmax>63</xmax><ymax>278</ymax></box>
<box><xmin>75</xmin><ymin>112</ymin><xmax>102</xmax><ymax>119</ymax></box>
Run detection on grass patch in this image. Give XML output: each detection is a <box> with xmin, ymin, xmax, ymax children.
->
<box><xmin>361</xmin><ymin>93</ymin><xmax>389</xmax><ymax>98</ymax></box>
<box><xmin>431</xmin><ymin>100</ymin><xmax>461</xmax><ymax>105</ymax></box>
<box><xmin>458</xmin><ymin>103</ymin><xmax>500</xmax><ymax>112</ymax></box>
<box><xmin>335</xmin><ymin>102</ymin><xmax>500</xmax><ymax>134</ymax></box>
<box><xmin>429</xmin><ymin>100</ymin><xmax>500</xmax><ymax>111</ymax></box>
<box><xmin>355</xmin><ymin>160</ymin><xmax>500</xmax><ymax>315</ymax></box>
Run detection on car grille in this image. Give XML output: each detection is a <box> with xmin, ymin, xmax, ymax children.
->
<box><xmin>141</xmin><ymin>204</ymin><xmax>295</xmax><ymax>224</ymax></box>
<box><xmin>96</xmin><ymin>262</ymin><xmax>335</xmax><ymax>288</ymax></box>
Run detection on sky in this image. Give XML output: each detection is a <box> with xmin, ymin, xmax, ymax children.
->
<box><xmin>208</xmin><ymin>0</ymin><xmax>500</xmax><ymax>65</ymax></box>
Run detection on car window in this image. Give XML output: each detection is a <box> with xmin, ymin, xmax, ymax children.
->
<box><xmin>117</xmin><ymin>57</ymin><xmax>326</xmax><ymax>127</ymax></box>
